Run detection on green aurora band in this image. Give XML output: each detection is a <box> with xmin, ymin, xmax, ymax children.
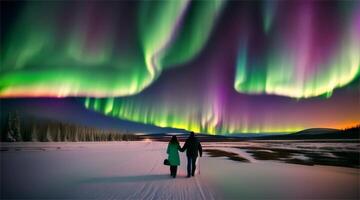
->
<box><xmin>235</xmin><ymin>3</ymin><xmax>360</xmax><ymax>98</ymax></box>
<box><xmin>84</xmin><ymin>97</ymin><xmax>305</xmax><ymax>134</ymax></box>
<box><xmin>83</xmin><ymin>2</ymin><xmax>360</xmax><ymax>134</ymax></box>
<box><xmin>1</xmin><ymin>1</ymin><xmax>224</xmax><ymax>97</ymax></box>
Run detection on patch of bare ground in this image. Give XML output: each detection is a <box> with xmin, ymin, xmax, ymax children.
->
<box><xmin>204</xmin><ymin>149</ymin><xmax>250</xmax><ymax>163</ymax></box>
<box><xmin>239</xmin><ymin>147</ymin><xmax>359</xmax><ymax>168</ymax></box>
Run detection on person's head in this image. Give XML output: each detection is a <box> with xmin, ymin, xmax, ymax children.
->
<box><xmin>189</xmin><ymin>131</ymin><xmax>195</xmax><ymax>138</ymax></box>
<box><xmin>170</xmin><ymin>135</ymin><xmax>178</xmax><ymax>144</ymax></box>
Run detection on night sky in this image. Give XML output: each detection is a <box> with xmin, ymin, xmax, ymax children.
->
<box><xmin>1</xmin><ymin>1</ymin><xmax>359</xmax><ymax>134</ymax></box>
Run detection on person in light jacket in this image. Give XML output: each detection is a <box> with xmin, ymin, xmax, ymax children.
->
<box><xmin>167</xmin><ymin>135</ymin><xmax>181</xmax><ymax>178</ymax></box>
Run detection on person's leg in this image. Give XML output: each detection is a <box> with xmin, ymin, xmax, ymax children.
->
<box><xmin>171</xmin><ymin>166</ymin><xmax>177</xmax><ymax>177</ymax></box>
<box><xmin>170</xmin><ymin>166</ymin><xmax>173</xmax><ymax>176</ymax></box>
<box><xmin>174</xmin><ymin>166</ymin><xmax>177</xmax><ymax>178</ymax></box>
<box><xmin>187</xmin><ymin>156</ymin><xmax>191</xmax><ymax>177</ymax></box>
<box><xmin>191</xmin><ymin>156</ymin><xmax>197</xmax><ymax>176</ymax></box>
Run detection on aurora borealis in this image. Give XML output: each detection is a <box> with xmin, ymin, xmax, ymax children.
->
<box><xmin>1</xmin><ymin>1</ymin><xmax>224</xmax><ymax>97</ymax></box>
<box><xmin>1</xmin><ymin>1</ymin><xmax>360</xmax><ymax>134</ymax></box>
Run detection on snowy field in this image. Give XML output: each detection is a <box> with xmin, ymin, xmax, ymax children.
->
<box><xmin>1</xmin><ymin>141</ymin><xmax>359</xmax><ymax>199</ymax></box>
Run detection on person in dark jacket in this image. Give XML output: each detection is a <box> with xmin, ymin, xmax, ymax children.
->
<box><xmin>181</xmin><ymin>131</ymin><xmax>202</xmax><ymax>177</ymax></box>
<box><xmin>167</xmin><ymin>135</ymin><xmax>181</xmax><ymax>178</ymax></box>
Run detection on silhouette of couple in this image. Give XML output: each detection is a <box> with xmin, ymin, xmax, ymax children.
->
<box><xmin>166</xmin><ymin>132</ymin><xmax>202</xmax><ymax>178</ymax></box>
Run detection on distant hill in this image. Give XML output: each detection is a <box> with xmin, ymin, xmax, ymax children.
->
<box><xmin>228</xmin><ymin>133</ymin><xmax>286</xmax><ymax>137</ymax></box>
<box><xmin>292</xmin><ymin>128</ymin><xmax>339</xmax><ymax>135</ymax></box>
<box><xmin>137</xmin><ymin>133</ymin><xmax>245</xmax><ymax>142</ymax></box>
<box><xmin>254</xmin><ymin>126</ymin><xmax>359</xmax><ymax>140</ymax></box>
<box><xmin>140</xmin><ymin>126</ymin><xmax>360</xmax><ymax>142</ymax></box>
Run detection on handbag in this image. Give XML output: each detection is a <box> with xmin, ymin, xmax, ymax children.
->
<box><xmin>163</xmin><ymin>159</ymin><xmax>170</xmax><ymax>165</ymax></box>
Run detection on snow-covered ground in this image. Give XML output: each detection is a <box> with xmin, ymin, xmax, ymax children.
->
<box><xmin>1</xmin><ymin>141</ymin><xmax>359</xmax><ymax>199</ymax></box>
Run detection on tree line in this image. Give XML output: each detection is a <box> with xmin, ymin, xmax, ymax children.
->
<box><xmin>1</xmin><ymin>112</ymin><xmax>138</xmax><ymax>142</ymax></box>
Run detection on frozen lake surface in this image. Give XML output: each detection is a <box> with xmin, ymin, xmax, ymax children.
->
<box><xmin>1</xmin><ymin>141</ymin><xmax>359</xmax><ymax>199</ymax></box>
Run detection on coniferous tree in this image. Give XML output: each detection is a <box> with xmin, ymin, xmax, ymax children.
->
<box><xmin>5</xmin><ymin>112</ymin><xmax>15</xmax><ymax>142</ymax></box>
<box><xmin>64</xmin><ymin>125</ymin><xmax>68</xmax><ymax>141</ymax></box>
<box><xmin>12</xmin><ymin>111</ymin><xmax>22</xmax><ymax>141</ymax></box>
<box><xmin>31</xmin><ymin>124</ymin><xmax>38</xmax><ymax>142</ymax></box>
<box><xmin>91</xmin><ymin>131</ymin><xmax>95</xmax><ymax>141</ymax></box>
<box><xmin>122</xmin><ymin>134</ymin><xmax>128</xmax><ymax>141</ymax></box>
<box><xmin>45</xmin><ymin>125</ymin><xmax>52</xmax><ymax>142</ymax></box>
<box><xmin>55</xmin><ymin>127</ymin><xmax>61</xmax><ymax>142</ymax></box>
